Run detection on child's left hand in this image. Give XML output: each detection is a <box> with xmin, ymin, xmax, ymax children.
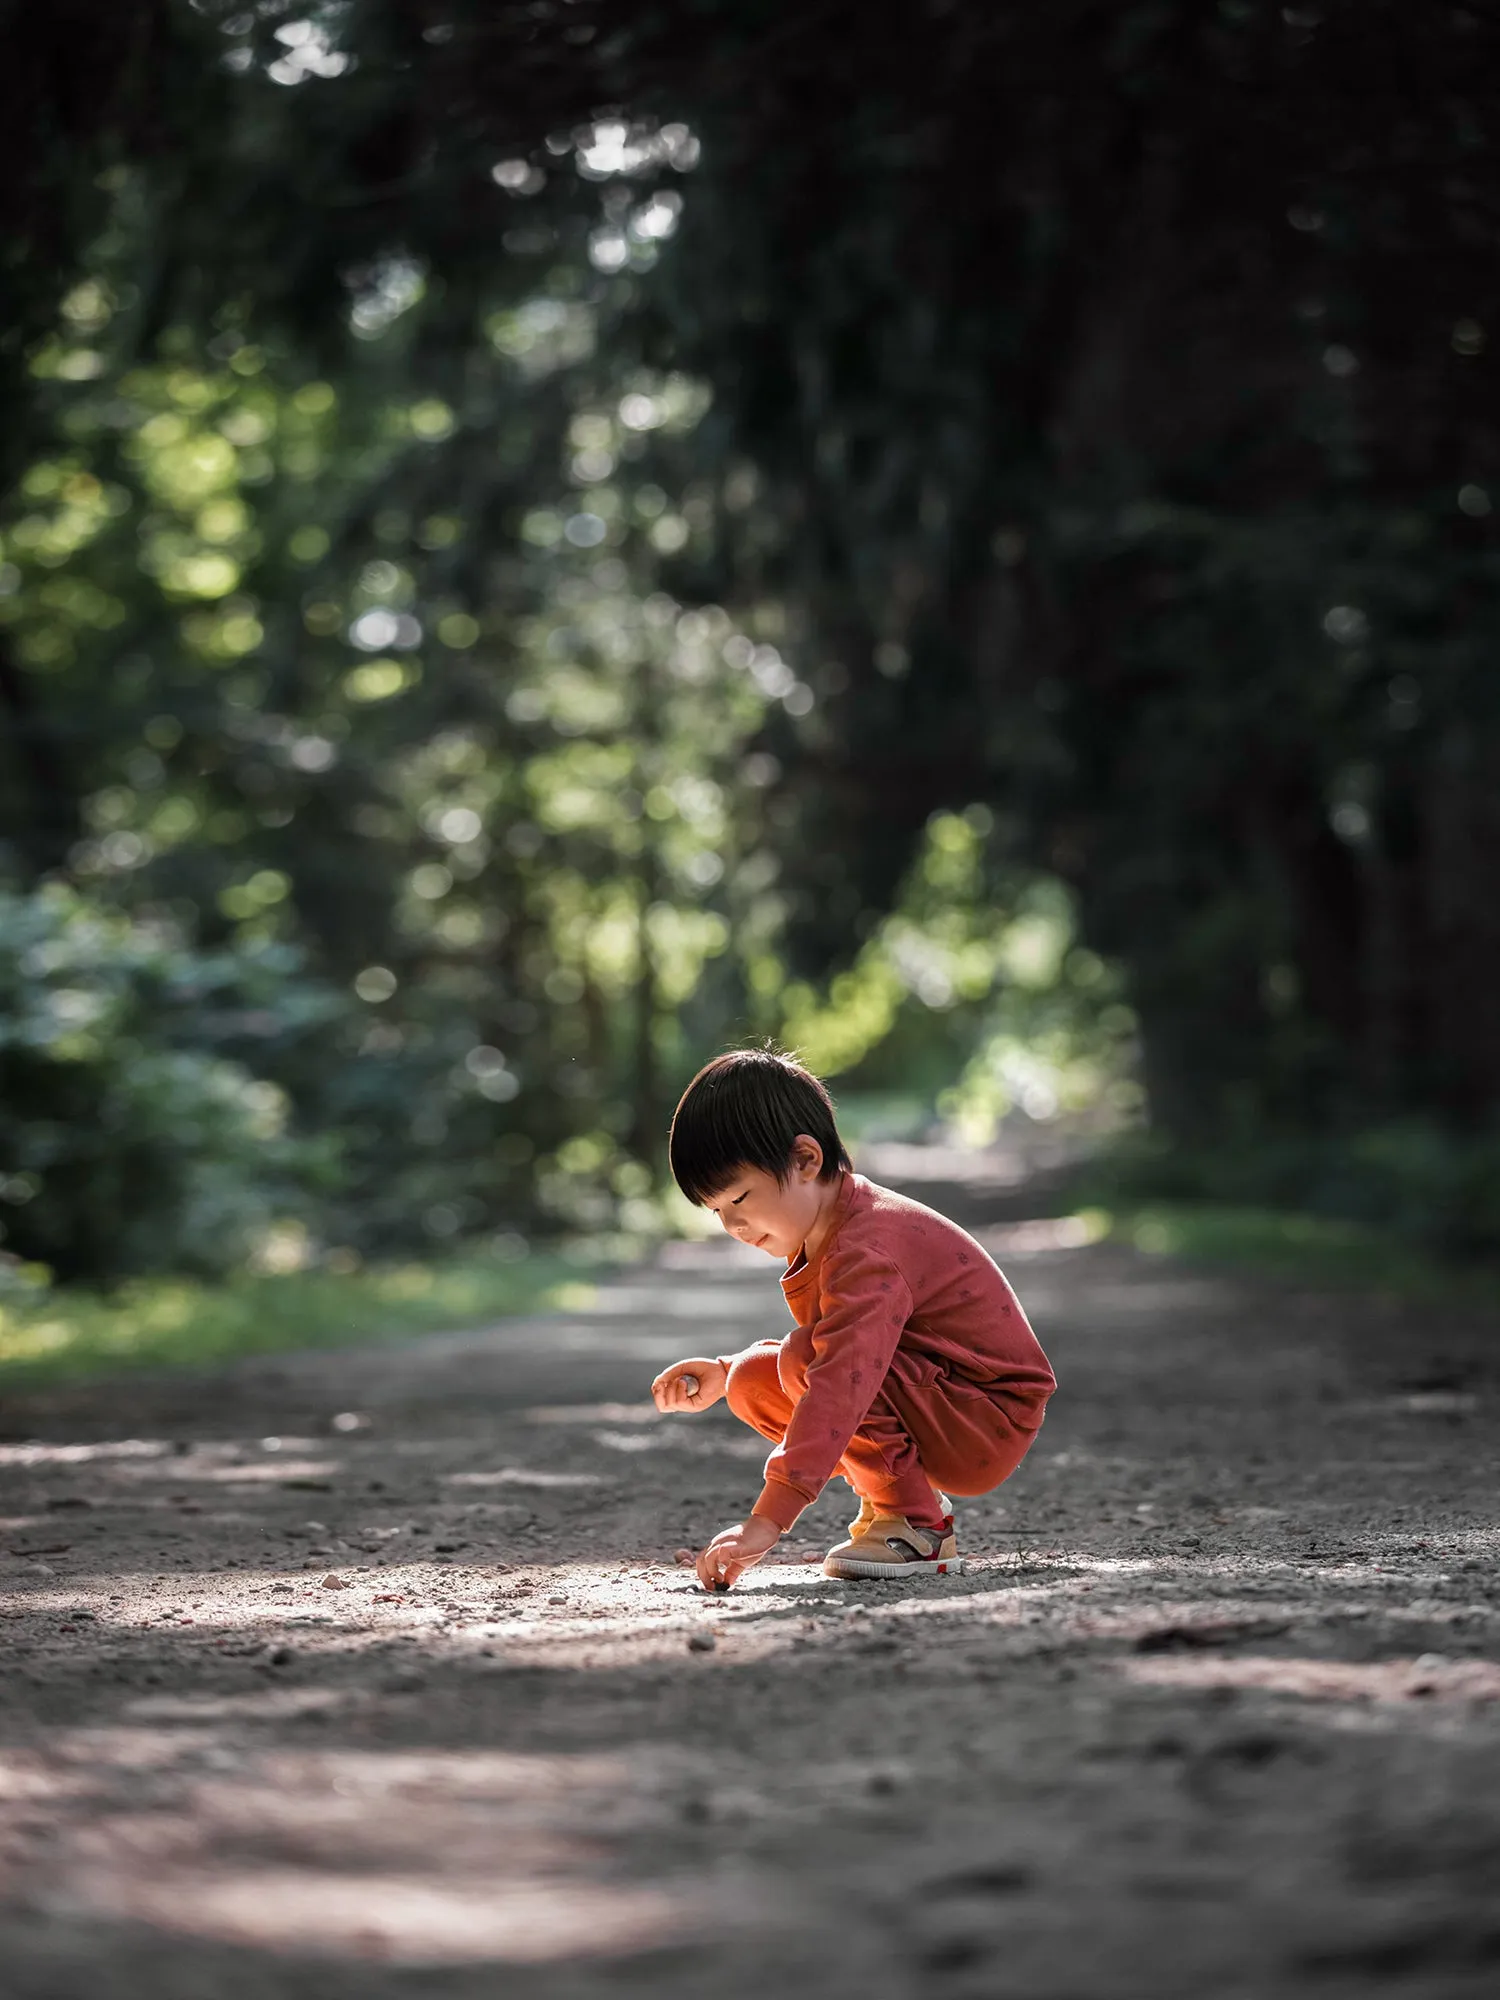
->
<box><xmin>695</xmin><ymin>1514</ymin><xmax>780</xmax><ymax>1592</ymax></box>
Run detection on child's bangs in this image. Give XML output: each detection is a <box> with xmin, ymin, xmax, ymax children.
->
<box><xmin>669</xmin><ymin>1049</ymin><xmax>849</xmax><ymax>1205</ymax></box>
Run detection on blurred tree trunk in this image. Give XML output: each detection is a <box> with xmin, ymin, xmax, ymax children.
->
<box><xmin>1426</xmin><ymin>735</ymin><xmax>1500</xmax><ymax>1121</ymax></box>
<box><xmin>0</xmin><ymin>632</ymin><xmax>77</xmax><ymax>876</ymax></box>
<box><xmin>629</xmin><ymin>653</ymin><xmax>661</xmax><ymax>1162</ymax></box>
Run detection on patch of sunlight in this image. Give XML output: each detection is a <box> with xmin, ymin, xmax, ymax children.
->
<box><xmin>547</xmin><ymin>1281</ymin><xmax>599</xmax><ymax>1311</ymax></box>
<box><xmin>1124</xmin><ymin>1653</ymin><xmax>1500</xmax><ymax>1705</ymax></box>
<box><xmin>103</xmin><ymin>1863</ymin><xmax>691</xmax><ymax>1966</ymax></box>
<box><xmin>0</xmin><ymin>1319</ymin><xmax>74</xmax><ymax>1360</ymax></box>
<box><xmin>979</xmin><ymin>1212</ymin><xmax>1111</xmax><ymax>1253</ymax></box>
<box><xmin>184</xmin><ymin>1459</ymin><xmax>341</xmax><ymax>1485</ymax></box>
<box><xmin>0</xmin><ymin>1439</ymin><xmax>169</xmax><ymax>1467</ymax></box>
<box><xmin>444</xmin><ymin>1468</ymin><xmax>608</xmax><ymax>1488</ymax></box>
<box><xmin>525</xmin><ymin>1402</ymin><xmax>663</xmax><ymax>1424</ymax></box>
<box><xmin>1048</xmin><ymin>1557</ymin><xmax>1163</xmax><ymax>1575</ymax></box>
<box><xmin>126</xmin><ymin>1689</ymin><xmax>348</xmax><ymax>1724</ymax></box>
<box><xmin>19</xmin><ymin>1729</ymin><xmax>703</xmax><ymax>1965</ymax></box>
<box><xmin>0</xmin><ymin>1251</ymin><xmax>604</xmax><ymax>1387</ymax></box>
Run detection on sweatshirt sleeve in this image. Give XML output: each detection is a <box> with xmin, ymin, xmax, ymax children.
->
<box><xmin>750</xmin><ymin>1243</ymin><xmax>913</xmax><ymax>1530</ymax></box>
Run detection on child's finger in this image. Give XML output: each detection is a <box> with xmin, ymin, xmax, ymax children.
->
<box><xmin>696</xmin><ymin>1533</ymin><xmax>739</xmax><ymax>1591</ymax></box>
<box><xmin>651</xmin><ymin>1368</ymin><xmax>688</xmax><ymax>1411</ymax></box>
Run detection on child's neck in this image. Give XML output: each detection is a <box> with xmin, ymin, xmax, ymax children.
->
<box><xmin>798</xmin><ymin>1170</ymin><xmax>849</xmax><ymax>1268</ymax></box>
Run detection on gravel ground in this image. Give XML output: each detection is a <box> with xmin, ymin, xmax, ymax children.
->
<box><xmin>1</xmin><ymin>1165</ymin><xmax>1497</xmax><ymax>1999</ymax></box>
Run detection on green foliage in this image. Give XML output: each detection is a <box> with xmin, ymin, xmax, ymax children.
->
<box><xmin>1082</xmin><ymin>1122</ymin><xmax>1500</xmax><ymax>1259</ymax></box>
<box><xmin>1096</xmin><ymin>1202</ymin><xmax>1500</xmax><ymax>1309</ymax></box>
<box><xmin>0</xmin><ymin>1245</ymin><xmax>602</xmax><ymax>1385</ymax></box>
<box><xmin>0</xmin><ymin>129</ymin><xmax>794</xmax><ymax>1277</ymax></box>
<box><xmin>0</xmin><ymin>885</ymin><xmax>334</xmax><ymax>1282</ymax></box>
<box><xmin>6</xmin><ymin>0</ymin><xmax>1499</xmax><ymax>1305</ymax></box>
<box><xmin>783</xmin><ymin>809</ymin><xmax>1140</xmax><ymax>1139</ymax></box>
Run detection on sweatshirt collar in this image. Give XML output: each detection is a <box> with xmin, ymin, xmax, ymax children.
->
<box><xmin>781</xmin><ymin>1170</ymin><xmax>861</xmax><ymax>1296</ymax></box>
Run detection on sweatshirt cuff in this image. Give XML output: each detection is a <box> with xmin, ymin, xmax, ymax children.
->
<box><xmin>751</xmin><ymin>1478</ymin><xmax>812</xmax><ymax>1533</ymax></box>
<box><xmin>715</xmin><ymin>1336</ymin><xmax>783</xmax><ymax>1373</ymax></box>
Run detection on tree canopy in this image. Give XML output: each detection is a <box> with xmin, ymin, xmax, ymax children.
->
<box><xmin>5</xmin><ymin>1</ymin><xmax>1500</xmax><ymax>1281</ymax></box>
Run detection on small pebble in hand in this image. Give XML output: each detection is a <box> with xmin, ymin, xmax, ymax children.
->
<box><xmin>680</xmin><ymin>1374</ymin><xmax>699</xmax><ymax>1397</ymax></box>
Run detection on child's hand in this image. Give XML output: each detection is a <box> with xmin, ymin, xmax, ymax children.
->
<box><xmin>650</xmin><ymin>1357</ymin><xmax>727</xmax><ymax>1414</ymax></box>
<box><xmin>695</xmin><ymin>1514</ymin><xmax>780</xmax><ymax>1592</ymax></box>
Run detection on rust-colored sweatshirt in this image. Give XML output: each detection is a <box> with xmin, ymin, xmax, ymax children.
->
<box><xmin>741</xmin><ymin>1172</ymin><xmax>1055</xmax><ymax>1530</ymax></box>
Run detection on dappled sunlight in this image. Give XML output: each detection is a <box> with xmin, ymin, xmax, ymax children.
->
<box><xmin>99</xmin><ymin>1872</ymin><xmax>687</xmax><ymax>1966</ymax></box>
<box><xmin>157</xmin><ymin>1456</ymin><xmax>344</xmax><ymax>1486</ymax></box>
<box><xmin>7</xmin><ymin>1531</ymin><xmax>1496</xmax><ymax>1691</ymax></box>
<box><xmin>526</xmin><ymin>1400</ymin><xmax>663</xmax><ymax>1423</ymax></box>
<box><xmin>0</xmin><ymin>1728</ymin><xmax>715</xmax><ymax>1966</ymax></box>
<box><xmin>444</xmin><ymin>1467</ymin><xmax>608</xmax><ymax>1487</ymax></box>
<box><xmin>0</xmin><ymin>1438</ymin><xmax>172</xmax><ymax>1467</ymax></box>
<box><xmin>0</xmin><ymin>1435</ymin><xmax>346</xmax><ymax>1486</ymax></box>
<box><xmin>1125</xmin><ymin>1654</ymin><xmax>1500</xmax><ymax>1705</ymax></box>
<box><xmin>571</xmin><ymin>1283</ymin><xmax>763</xmax><ymax>1317</ymax></box>
<box><xmin>124</xmin><ymin>1687</ymin><xmax>350</xmax><ymax>1723</ymax></box>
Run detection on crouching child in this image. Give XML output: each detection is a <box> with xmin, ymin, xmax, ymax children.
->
<box><xmin>651</xmin><ymin>1048</ymin><xmax>1056</xmax><ymax>1591</ymax></box>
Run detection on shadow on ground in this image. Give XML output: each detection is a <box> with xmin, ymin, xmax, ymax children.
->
<box><xmin>2</xmin><ymin>1169</ymin><xmax>1498</xmax><ymax>1998</ymax></box>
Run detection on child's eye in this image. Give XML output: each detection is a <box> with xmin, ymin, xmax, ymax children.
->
<box><xmin>731</xmin><ymin>1192</ymin><xmax>748</xmax><ymax>1206</ymax></box>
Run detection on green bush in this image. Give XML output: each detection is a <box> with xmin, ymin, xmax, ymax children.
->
<box><xmin>1086</xmin><ymin>1121</ymin><xmax>1500</xmax><ymax>1259</ymax></box>
<box><xmin>0</xmin><ymin>886</ymin><xmax>335</xmax><ymax>1284</ymax></box>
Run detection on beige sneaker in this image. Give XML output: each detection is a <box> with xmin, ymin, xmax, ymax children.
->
<box><xmin>824</xmin><ymin>1513</ymin><xmax>964</xmax><ymax>1580</ymax></box>
<box><xmin>846</xmin><ymin>1489</ymin><xmax>954</xmax><ymax>1538</ymax></box>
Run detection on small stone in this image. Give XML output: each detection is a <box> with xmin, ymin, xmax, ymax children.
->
<box><xmin>687</xmin><ymin>1631</ymin><xmax>716</xmax><ymax>1653</ymax></box>
<box><xmin>548</xmin><ymin>1594</ymin><xmax>569</xmax><ymax>1605</ymax></box>
<box><xmin>674</xmin><ymin>1548</ymin><xmax>696</xmax><ymax>1566</ymax></box>
<box><xmin>268</xmin><ymin>1646</ymin><xmax>294</xmax><ymax>1667</ymax></box>
<box><xmin>321</xmin><ymin>1573</ymin><xmax>348</xmax><ymax>1589</ymax></box>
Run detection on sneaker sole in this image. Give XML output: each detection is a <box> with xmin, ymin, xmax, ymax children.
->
<box><xmin>822</xmin><ymin>1554</ymin><xmax>967</xmax><ymax>1580</ymax></box>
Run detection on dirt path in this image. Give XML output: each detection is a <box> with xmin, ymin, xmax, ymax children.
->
<box><xmin>2</xmin><ymin>1159</ymin><xmax>1498</xmax><ymax>1999</ymax></box>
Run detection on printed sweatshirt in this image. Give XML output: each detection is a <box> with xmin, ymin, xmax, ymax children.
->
<box><xmin>738</xmin><ymin>1172</ymin><xmax>1056</xmax><ymax>1530</ymax></box>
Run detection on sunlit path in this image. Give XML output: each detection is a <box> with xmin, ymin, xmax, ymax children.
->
<box><xmin>2</xmin><ymin>1163</ymin><xmax>1498</xmax><ymax>1997</ymax></box>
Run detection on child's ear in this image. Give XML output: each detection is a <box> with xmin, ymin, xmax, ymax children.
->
<box><xmin>791</xmin><ymin>1133</ymin><xmax>824</xmax><ymax>1179</ymax></box>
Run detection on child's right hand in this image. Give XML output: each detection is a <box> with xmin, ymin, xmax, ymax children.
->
<box><xmin>651</xmin><ymin>1357</ymin><xmax>727</xmax><ymax>1414</ymax></box>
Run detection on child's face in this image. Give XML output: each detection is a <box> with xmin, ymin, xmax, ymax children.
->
<box><xmin>704</xmin><ymin>1139</ymin><xmax>829</xmax><ymax>1259</ymax></box>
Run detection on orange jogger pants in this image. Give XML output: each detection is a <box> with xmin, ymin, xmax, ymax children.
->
<box><xmin>726</xmin><ymin>1339</ymin><xmax>1046</xmax><ymax>1531</ymax></box>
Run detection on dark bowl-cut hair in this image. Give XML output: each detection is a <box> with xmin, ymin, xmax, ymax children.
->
<box><xmin>669</xmin><ymin>1047</ymin><xmax>851</xmax><ymax>1206</ymax></box>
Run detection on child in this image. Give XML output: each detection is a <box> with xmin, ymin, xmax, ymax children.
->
<box><xmin>651</xmin><ymin>1048</ymin><xmax>1055</xmax><ymax>1591</ymax></box>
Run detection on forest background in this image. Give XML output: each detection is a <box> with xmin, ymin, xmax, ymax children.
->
<box><xmin>4</xmin><ymin>0</ymin><xmax>1500</xmax><ymax>1366</ymax></box>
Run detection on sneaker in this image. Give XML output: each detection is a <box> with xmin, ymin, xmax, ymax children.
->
<box><xmin>824</xmin><ymin>1513</ymin><xmax>965</xmax><ymax>1580</ymax></box>
<box><xmin>846</xmin><ymin>1489</ymin><xmax>954</xmax><ymax>1538</ymax></box>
